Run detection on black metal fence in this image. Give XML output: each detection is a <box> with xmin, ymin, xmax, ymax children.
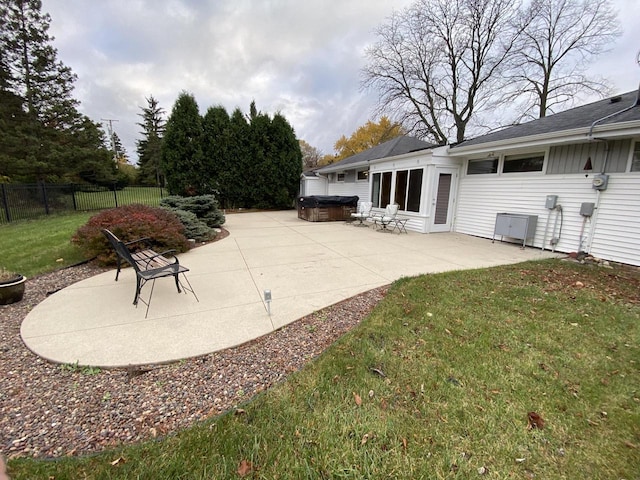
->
<box><xmin>0</xmin><ymin>183</ymin><xmax>167</xmax><ymax>224</ymax></box>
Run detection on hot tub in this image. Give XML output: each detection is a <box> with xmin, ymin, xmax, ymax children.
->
<box><xmin>297</xmin><ymin>195</ymin><xmax>359</xmax><ymax>222</ymax></box>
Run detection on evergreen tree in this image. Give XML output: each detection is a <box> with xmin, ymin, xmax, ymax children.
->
<box><xmin>247</xmin><ymin>105</ymin><xmax>272</xmax><ymax>207</ymax></box>
<box><xmin>0</xmin><ymin>0</ymin><xmax>80</xmax><ymax>128</ymax></box>
<box><xmin>201</xmin><ymin>105</ymin><xmax>230</xmax><ymax>200</ymax></box>
<box><xmin>111</xmin><ymin>131</ymin><xmax>128</xmax><ymax>164</ymax></box>
<box><xmin>0</xmin><ymin>56</ymin><xmax>34</xmax><ymax>182</ymax></box>
<box><xmin>226</xmin><ymin>108</ymin><xmax>251</xmax><ymax>208</ymax></box>
<box><xmin>161</xmin><ymin>92</ymin><xmax>206</xmax><ymax>195</ymax></box>
<box><xmin>136</xmin><ymin>95</ymin><xmax>165</xmax><ymax>186</ymax></box>
<box><xmin>269</xmin><ymin>113</ymin><xmax>302</xmax><ymax>208</ymax></box>
<box><xmin>0</xmin><ymin>0</ymin><xmax>115</xmax><ymax>183</ymax></box>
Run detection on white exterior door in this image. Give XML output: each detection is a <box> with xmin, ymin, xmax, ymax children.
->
<box><xmin>430</xmin><ymin>167</ymin><xmax>458</xmax><ymax>232</ymax></box>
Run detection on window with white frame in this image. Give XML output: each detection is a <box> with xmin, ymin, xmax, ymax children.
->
<box><xmin>503</xmin><ymin>153</ymin><xmax>545</xmax><ymax>173</ymax></box>
<box><xmin>371</xmin><ymin>172</ymin><xmax>392</xmax><ymax>208</ymax></box>
<box><xmin>372</xmin><ymin>169</ymin><xmax>423</xmax><ymax>211</ymax></box>
<box><xmin>631</xmin><ymin>141</ymin><xmax>640</xmax><ymax>172</ymax></box>
<box><xmin>336</xmin><ymin>172</ymin><xmax>346</xmax><ymax>182</ymax></box>
<box><xmin>356</xmin><ymin>169</ymin><xmax>369</xmax><ymax>181</ymax></box>
<box><xmin>467</xmin><ymin>158</ymin><xmax>498</xmax><ymax>174</ymax></box>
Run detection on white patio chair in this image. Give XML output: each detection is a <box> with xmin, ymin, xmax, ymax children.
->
<box><xmin>350</xmin><ymin>201</ymin><xmax>373</xmax><ymax>226</ymax></box>
<box><xmin>373</xmin><ymin>203</ymin><xmax>399</xmax><ymax>232</ymax></box>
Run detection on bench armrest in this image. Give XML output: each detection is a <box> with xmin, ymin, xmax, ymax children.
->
<box><xmin>139</xmin><ymin>250</ymin><xmax>179</xmax><ymax>268</ymax></box>
<box><xmin>124</xmin><ymin>237</ymin><xmax>151</xmax><ymax>246</ymax></box>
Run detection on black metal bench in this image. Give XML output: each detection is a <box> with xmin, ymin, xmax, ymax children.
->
<box><xmin>102</xmin><ymin>229</ymin><xmax>198</xmax><ymax>317</ymax></box>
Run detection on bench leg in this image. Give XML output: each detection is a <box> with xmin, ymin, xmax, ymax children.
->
<box><xmin>173</xmin><ymin>273</ymin><xmax>182</xmax><ymax>293</ymax></box>
<box><xmin>115</xmin><ymin>257</ymin><xmax>122</xmax><ymax>281</ymax></box>
<box><xmin>133</xmin><ymin>276</ymin><xmax>143</xmax><ymax>305</ymax></box>
<box><xmin>144</xmin><ymin>279</ymin><xmax>156</xmax><ymax>318</ymax></box>
<box><xmin>179</xmin><ymin>273</ymin><xmax>199</xmax><ymax>303</ymax></box>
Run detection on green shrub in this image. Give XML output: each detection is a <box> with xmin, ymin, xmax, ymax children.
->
<box><xmin>160</xmin><ymin>194</ymin><xmax>225</xmax><ymax>227</ymax></box>
<box><xmin>72</xmin><ymin>204</ymin><xmax>190</xmax><ymax>266</ymax></box>
<box><xmin>166</xmin><ymin>208</ymin><xmax>215</xmax><ymax>242</ymax></box>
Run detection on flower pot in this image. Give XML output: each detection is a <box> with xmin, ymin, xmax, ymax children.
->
<box><xmin>0</xmin><ymin>274</ymin><xmax>26</xmax><ymax>305</ymax></box>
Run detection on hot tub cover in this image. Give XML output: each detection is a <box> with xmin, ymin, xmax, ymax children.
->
<box><xmin>298</xmin><ymin>195</ymin><xmax>359</xmax><ymax>208</ymax></box>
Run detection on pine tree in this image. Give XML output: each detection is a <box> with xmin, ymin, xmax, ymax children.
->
<box><xmin>161</xmin><ymin>92</ymin><xmax>205</xmax><ymax>195</ymax></box>
<box><xmin>269</xmin><ymin>113</ymin><xmax>302</xmax><ymax>208</ymax></box>
<box><xmin>0</xmin><ymin>0</ymin><xmax>80</xmax><ymax>128</ymax></box>
<box><xmin>202</xmin><ymin>105</ymin><xmax>231</xmax><ymax>200</ymax></box>
<box><xmin>111</xmin><ymin>132</ymin><xmax>128</xmax><ymax>164</ymax></box>
<box><xmin>0</xmin><ymin>0</ymin><xmax>115</xmax><ymax>183</ymax></box>
<box><xmin>226</xmin><ymin>108</ymin><xmax>251</xmax><ymax>208</ymax></box>
<box><xmin>136</xmin><ymin>95</ymin><xmax>165</xmax><ymax>186</ymax></box>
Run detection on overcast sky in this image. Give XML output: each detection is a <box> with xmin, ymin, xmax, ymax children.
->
<box><xmin>42</xmin><ymin>0</ymin><xmax>640</xmax><ymax>162</ymax></box>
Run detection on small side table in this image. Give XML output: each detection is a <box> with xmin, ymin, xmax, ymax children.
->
<box><xmin>392</xmin><ymin>217</ymin><xmax>409</xmax><ymax>234</ymax></box>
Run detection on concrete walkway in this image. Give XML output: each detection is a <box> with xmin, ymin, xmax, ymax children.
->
<box><xmin>21</xmin><ymin>211</ymin><xmax>556</xmax><ymax>367</ymax></box>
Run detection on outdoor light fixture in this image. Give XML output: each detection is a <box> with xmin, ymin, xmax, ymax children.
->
<box><xmin>264</xmin><ymin>289</ymin><xmax>272</xmax><ymax>316</ymax></box>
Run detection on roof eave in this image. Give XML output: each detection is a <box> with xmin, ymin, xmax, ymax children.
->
<box><xmin>317</xmin><ymin>160</ymin><xmax>370</xmax><ymax>173</ymax></box>
<box><xmin>448</xmin><ymin>120</ymin><xmax>640</xmax><ymax>157</ymax></box>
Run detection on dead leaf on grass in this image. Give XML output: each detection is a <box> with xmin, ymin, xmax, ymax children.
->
<box><xmin>110</xmin><ymin>457</ymin><xmax>126</xmax><ymax>466</ymax></box>
<box><xmin>353</xmin><ymin>392</ymin><xmax>362</xmax><ymax>406</ymax></box>
<box><xmin>527</xmin><ymin>411</ymin><xmax>545</xmax><ymax>429</ymax></box>
<box><xmin>237</xmin><ymin>459</ymin><xmax>256</xmax><ymax>477</ymax></box>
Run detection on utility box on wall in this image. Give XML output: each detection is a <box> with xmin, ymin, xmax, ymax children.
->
<box><xmin>580</xmin><ymin>202</ymin><xmax>595</xmax><ymax>217</ymax></box>
<box><xmin>545</xmin><ymin>195</ymin><xmax>558</xmax><ymax>209</ymax></box>
<box><xmin>592</xmin><ymin>174</ymin><xmax>609</xmax><ymax>191</ymax></box>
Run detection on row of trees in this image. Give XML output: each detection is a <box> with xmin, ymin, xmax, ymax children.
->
<box><xmin>362</xmin><ymin>0</ymin><xmax>621</xmax><ymax>144</ymax></box>
<box><xmin>157</xmin><ymin>93</ymin><xmax>302</xmax><ymax>209</ymax></box>
<box><xmin>1</xmin><ymin>1</ymin><xmax>302</xmax><ymax>210</ymax></box>
<box><xmin>0</xmin><ymin>0</ymin><xmax>120</xmax><ymax>184</ymax></box>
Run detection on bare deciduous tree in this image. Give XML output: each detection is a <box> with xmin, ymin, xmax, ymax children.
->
<box><xmin>509</xmin><ymin>0</ymin><xmax>621</xmax><ymax>120</ymax></box>
<box><xmin>299</xmin><ymin>139</ymin><xmax>323</xmax><ymax>170</ymax></box>
<box><xmin>362</xmin><ymin>0</ymin><xmax>520</xmax><ymax>145</ymax></box>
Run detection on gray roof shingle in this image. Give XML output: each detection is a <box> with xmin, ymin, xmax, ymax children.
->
<box><xmin>317</xmin><ymin>136</ymin><xmax>436</xmax><ymax>172</ymax></box>
<box><xmin>453</xmin><ymin>90</ymin><xmax>640</xmax><ymax>149</ymax></box>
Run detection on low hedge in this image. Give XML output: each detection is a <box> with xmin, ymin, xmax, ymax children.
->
<box><xmin>72</xmin><ymin>204</ymin><xmax>190</xmax><ymax>266</ymax></box>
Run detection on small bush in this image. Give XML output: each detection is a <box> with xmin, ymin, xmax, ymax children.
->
<box><xmin>160</xmin><ymin>194</ymin><xmax>226</xmax><ymax>227</ymax></box>
<box><xmin>166</xmin><ymin>208</ymin><xmax>215</xmax><ymax>242</ymax></box>
<box><xmin>72</xmin><ymin>204</ymin><xmax>190</xmax><ymax>266</ymax></box>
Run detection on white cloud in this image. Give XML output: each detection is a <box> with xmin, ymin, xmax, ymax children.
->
<box><xmin>41</xmin><ymin>0</ymin><xmax>637</xmax><ymax>162</ymax></box>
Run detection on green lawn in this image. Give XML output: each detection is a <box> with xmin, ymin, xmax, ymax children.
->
<box><xmin>72</xmin><ymin>186</ymin><xmax>167</xmax><ymax>210</ymax></box>
<box><xmin>8</xmin><ymin>260</ymin><xmax>639</xmax><ymax>479</ymax></box>
<box><xmin>0</xmin><ymin>212</ymin><xmax>93</xmax><ymax>277</ymax></box>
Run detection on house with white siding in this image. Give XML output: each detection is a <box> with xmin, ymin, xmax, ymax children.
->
<box><xmin>302</xmin><ymin>90</ymin><xmax>640</xmax><ymax>266</ymax></box>
<box><xmin>449</xmin><ymin>89</ymin><xmax>640</xmax><ymax>267</ymax></box>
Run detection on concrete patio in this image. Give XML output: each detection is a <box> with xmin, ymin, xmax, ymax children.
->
<box><xmin>21</xmin><ymin>210</ymin><xmax>556</xmax><ymax>367</ymax></box>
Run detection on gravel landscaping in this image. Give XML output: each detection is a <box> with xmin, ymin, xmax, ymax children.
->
<box><xmin>0</xmin><ymin>256</ymin><xmax>387</xmax><ymax>459</ymax></box>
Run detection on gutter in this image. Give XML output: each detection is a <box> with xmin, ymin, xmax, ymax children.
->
<box><xmin>588</xmin><ymin>86</ymin><xmax>640</xmax><ymax>139</ymax></box>
<box><xmin>448</xmin><ymin>120</ymin><xmax>640</xmax><ymax>157</ymax></box>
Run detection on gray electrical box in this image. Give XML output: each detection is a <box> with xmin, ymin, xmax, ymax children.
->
<box><xmin>592</xmin><ymin>174</ymin><xmax>609</xmax><ymax>190</ymax></box>
<box><xmin>580</xmin><ymin>202</ymin><xmax>595</xmax><ymax>217</ymax></box>
<box><xmin>545</xmin><ymin>195</ymin><xmax>558</xmax><ymax>209</ymax></box>
<box><xmin>493</xmin><ymin>213</ymin><xmax>538</xmax><ymax>247</ymax></box>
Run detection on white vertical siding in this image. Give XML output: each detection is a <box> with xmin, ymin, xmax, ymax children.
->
<box><xmin>455</xmin><ymin>173</ymin><xmax>640</xmax><ymax>266</ymax></box>
<box><xmin>589</xmin><ymin>175</ymin><xmax>640</xmax><ymax>265</ymax></box>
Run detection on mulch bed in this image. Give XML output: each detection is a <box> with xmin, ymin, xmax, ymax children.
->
<box><xmin>0</xmin><ymin>230</ymin><xmax>387</xmax><ymax>458</ymax></box>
